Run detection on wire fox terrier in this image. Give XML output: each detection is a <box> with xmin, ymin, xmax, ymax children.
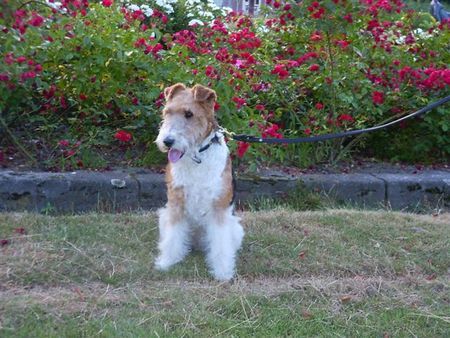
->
<box><xmin>154</xmin><ymin>83</ymin><xmax>244</xmax><ymax>281</ymax></box>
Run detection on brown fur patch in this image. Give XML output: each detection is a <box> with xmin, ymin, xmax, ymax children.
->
<box><xmin>165</xmin><ymin>163</ymin><xmax>185</xmax><ymax>224</ymax></box>
<box><xmin>164</xmin><ymin>83</ymin><xmax>186</xmax><ymax>101</ymax></box>
<box><xmin>162</xmin><ymin>87</ymin><xmax>218</xmax><ymax>145</ymax></box>
<box><xmin>214</xmin><ymin>156</ymin><xmax>234</xmax><ymax>210</ymax></box>
<box><xmin>192</xmin><ymin>84</ymin><xmax>217</xmax><ymax>105</ymax></box>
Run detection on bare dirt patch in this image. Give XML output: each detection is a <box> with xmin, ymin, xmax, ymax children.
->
<box><xmin>2</xmin><ymin>274</ymin><xmax>447</xmax><ymax>317</ymax></box>
<box><xmin>415</xmin><ymin>213</ymin><xmax>450</xmax><ymax>225</ymax></box>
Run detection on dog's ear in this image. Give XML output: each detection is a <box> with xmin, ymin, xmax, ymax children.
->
<box><xmin>192</xmin><ymin>84</ymin><xmax>217</xmax><ymax>105</ymax></box>
<box><xmin>164</xmin><ymin>83</ymin><xmax>186</xmax><ymax>101</ymax></box>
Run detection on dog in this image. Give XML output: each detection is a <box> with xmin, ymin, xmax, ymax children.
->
<box><xmin>154</xmin><ymin>83</ymin><xmax>244</xmax><ymax>281</ymax></box>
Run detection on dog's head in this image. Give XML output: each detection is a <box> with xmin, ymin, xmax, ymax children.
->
<box><xmin>155</xmin><ymin>83</ymin><xmax>218</xmax><ymax>163</ymax></box>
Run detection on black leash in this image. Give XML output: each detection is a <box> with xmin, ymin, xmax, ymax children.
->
<box><xmin>229</xmin><ymin>95</ymin><xmax>450</xmax><ymax>144</ymax></box>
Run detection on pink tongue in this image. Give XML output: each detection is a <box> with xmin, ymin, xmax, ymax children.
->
<box><xmin>168</xmin><ymin>149</ymin><xmax>184</xmax><ymax>163</ymax></box>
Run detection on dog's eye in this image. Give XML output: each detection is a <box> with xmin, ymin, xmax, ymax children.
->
<box><xmin>184</xmin><ymin>110</ymin><xmax>193</xmax><ymax>119</ymax></box>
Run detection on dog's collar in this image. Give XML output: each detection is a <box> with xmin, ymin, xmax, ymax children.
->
<box><xmin>192</xmin><ymin>131</ymin><xmax>221</xmax><ymax>164</ymax></box>
<box><xmin>199</xmin><ymin>133</ymin><xmax>220</xmax><ymax>153</ymax></box>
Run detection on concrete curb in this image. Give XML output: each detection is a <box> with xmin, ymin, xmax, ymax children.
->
<box><xmin>0</xmin><ymin>169</ymin><xmax>449</xmax><ymax>213</ymax></box>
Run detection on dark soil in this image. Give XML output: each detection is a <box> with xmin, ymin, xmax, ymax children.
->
<box><xmin>1</xmin><ymin>140</ymin><xmax>448</xmax><ymax>176</ymax></box>
<box><xmin>246</xmin><ymin>160</ymin><xmax>450</xmax><ymax>177</ymax></box>
<box><xmin>0</xmin><ymin>141</ymin><xmax>166</xmax><ymax>173</ymax></box>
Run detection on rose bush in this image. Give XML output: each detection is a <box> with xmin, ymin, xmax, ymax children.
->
<box><xmin>0</xmin><ymin>0</ymin><xmax>449</xmax><ymax>170</ymax></box>
<box><xmin>254</xmin><ymin>0</ymin><xmax>450</xmax><ymax>163</ymax></box>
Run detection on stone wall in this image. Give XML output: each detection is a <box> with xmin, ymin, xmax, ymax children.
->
<box><xmin>1</xmin><ymin>169</ymin><xmax>449</xmax><ymax>213</ymax></box>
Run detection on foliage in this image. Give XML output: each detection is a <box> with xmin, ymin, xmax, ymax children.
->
<box><xmin>0</xmin><ymin>0</ymin><xmax>449</xmax><ymax>169</ymax></box>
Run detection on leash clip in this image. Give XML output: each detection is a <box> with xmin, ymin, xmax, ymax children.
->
<box><xmin>218</xmin><ymin>127</ymin><xmax>236</xmax><ymax>140</ymax></box>
<box><xmin>191</xmin><ymin>154</ymin><xmax>202</xmax><ymax>164</ymax></box>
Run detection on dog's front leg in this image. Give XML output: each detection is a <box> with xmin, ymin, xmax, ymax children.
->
<box><xmin>155</xmin><ymin>206</ymin><xmax>190</xmax><ymax>271</ymax></box>
<box><xmin>205</xmin><ymin>212</ymin><xmax>244</xmax><ymax>281</ymax></box>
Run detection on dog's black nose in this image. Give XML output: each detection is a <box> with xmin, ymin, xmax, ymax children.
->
<box><xmin>163</xmin><ymin>137</ymin><xmax>175</xmax><ymax>148</ymax></box>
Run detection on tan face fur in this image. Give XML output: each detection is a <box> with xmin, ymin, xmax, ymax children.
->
<box><xmin>155</xmin><ymin>83</ymin><xmax>218</xmax><ymax>157</ymax></box>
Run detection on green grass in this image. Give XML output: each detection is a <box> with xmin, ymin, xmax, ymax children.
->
<box><xmin>240</xmin><ymin>182</ymin><xmax>327</xmax><ymax>212</ymax></box>
<box><xmin>1</xmin><ymin>210</ymin><xmax>449</xmax><ymax>337</ymax></box>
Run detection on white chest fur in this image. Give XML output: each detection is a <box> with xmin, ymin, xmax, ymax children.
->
<box><xmin>170</xmin><ymin>141</ymin><xmax>229</xmax><ymax>222</ymax></box>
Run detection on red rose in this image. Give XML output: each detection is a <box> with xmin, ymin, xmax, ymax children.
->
<box><xmin>205</xmin><ymin>65</ymin><xmax>217</xmax><ymax>79</ymax></box>
<box><xmin>336</xmin><ymin>40</ymin><xmax>350</xmax><ymax>49</ymax></box>
<box><xmin>372</xmin><ymin>91</ymin><xmax>384</xmax><ymax>105</ymax></box>
<box><xmin>232</xmin><ymin>96</ymin><xmax>246</xmax><ymax>109</ymax></box>
<box><xmin>309</xmin><ymin>64</ymin><xmax>320</xmax><ymax>72</ymax></box>
<box><xmin>20</xmin><ymin>71</ymin><xmax>36</xmax><ymax>80</ymax></box>
<box><xmin>16</xmin><ymin>56</ymin><xmax>27</xmax><ymax>63</ymax></box>
<box><xmin>271</xmin><ymin>64</ymin><xmax>289</xmax><ymax>79</ymax></box>
<box><xmin>343</xmin><ymin>14</ymin><xmax>353</xmax><ymax>23</ymax></box>
<box><xmin>114</xmin><ymin>130</ymin><xmax>132</xmax><ymax>142</ymax></box>
<box><xmin>58</xmin><ymin>140</ymin><xmax>70</xmax><ymax>147</ymax></box>
<box><xmin>102</xmin><ymin>0</ymin><xmax>113</xmax><ymax>7</ymax></box>
<box><xmin>29</xmin><ymin>14</ymin><xmax>44</xmax><ymax>27</ymax></box>
<box><xmin>237</xmin><ymin>142</ymin><xmax>250</xmax><ymax>158</ymax></box>
<box><xmin>310</xmin><ymin>31</ymin><xmax>323</xmax><ymax>42</ymax></box>
<box><xmin>311</xmin><ymin>7</ymin><xmax>325</xmax><ymax>19</ymax></box>
<box><xmin>0</xmin><ymin>73</ymin><xmax>9</xmax><ymax>82</ymax></box>
<box><xmin>338</xmin><ymin>114</ymin><xmax>354</xmax><ymax>122</ymax></box>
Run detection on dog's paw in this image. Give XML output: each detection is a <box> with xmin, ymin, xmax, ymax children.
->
<box><xmin>154</xmin><ymin>257</ymin><xmax>173</xmax><ymax>271</ymax></box>
<box><xmin>211</xmin><ymin>268</ymin><xmax>234</xmax><ymax>282</ymax></box>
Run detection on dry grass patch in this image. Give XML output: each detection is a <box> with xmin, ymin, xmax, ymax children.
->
<box><xmin>2</xmin><ymin>275</ymin><xmax>447</xmax><ymax>324</ymax></box>
<box><xmin>0</xmin><ymin>210</ymin><xmax>449</xmax><ymax>336</ymax></box>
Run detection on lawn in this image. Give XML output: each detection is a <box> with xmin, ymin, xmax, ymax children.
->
<box><xmin>0</xmin><ymin>210</ymin><xmax>449</xmax><ymax>337</ymax></box>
